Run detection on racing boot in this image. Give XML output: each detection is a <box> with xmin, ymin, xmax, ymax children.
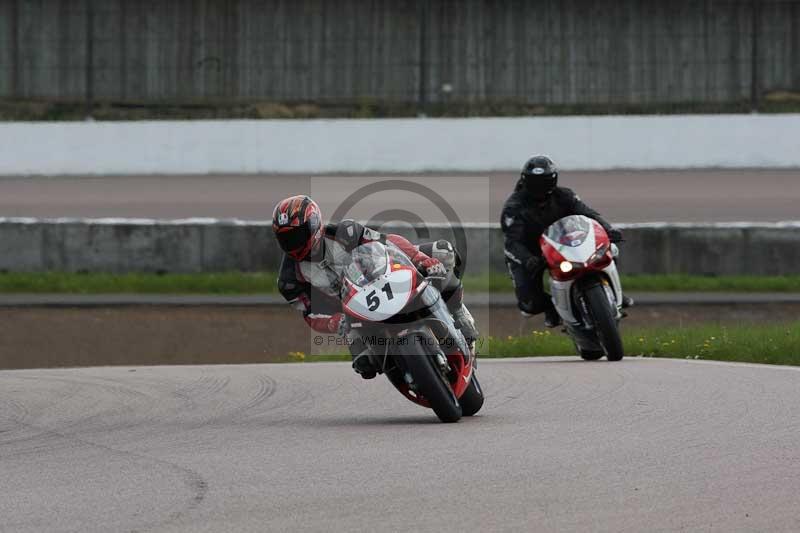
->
<box><xmin>452</xmin><ymin>303</ymin><xmax>479</xmax><ymax>351</ymax></box>
<box><xmin>352</xmin><ymin>353</ymin><xmax>377</xmax><ymax>380</ymax></box>
<box><xmin>618</xmin><ymin>294</ymin><xmax>634</xmax><ymax>319</ymax></box>
<box><xmin>543</xmin><ymin>306</ymin><xmax>562</xmax><ymax>329</ymax></box>
<box><xmin>348</xmin><ymin>333</ymin><xmax>377</xmax><ymax>379</ymax></box>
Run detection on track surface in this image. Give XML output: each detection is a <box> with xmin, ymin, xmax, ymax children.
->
<box><xmin>1</xmin><ymin>169</ymin><xmax>795</xmax><ymax>222</ymax></box>
<box><xmin>2</xmin><ymin>358</ymin><xmax>799</xmax><ymax>532</ymax></box>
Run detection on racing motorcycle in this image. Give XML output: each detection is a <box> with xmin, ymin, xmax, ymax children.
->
<box><xmin>540</xmin><ymin>215</ymin><xmax>625</xmax><ymax>361</ymax></box>
<box><xmin>340</xmin><ymin>240</ymin><xmax>483</xmax><ymax>422</ymax></box>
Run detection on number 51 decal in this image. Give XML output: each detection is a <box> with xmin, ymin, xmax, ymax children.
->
<box><xmin>366</xmin><ymin>282</ymin><xmax>395</xmax><ymax>311</ymax></box>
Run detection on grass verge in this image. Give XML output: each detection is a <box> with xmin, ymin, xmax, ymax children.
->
<box><xmin>480</xmin><ymin>322</ymin><xmax>800</xmax><ymax>365</ymax></box>
<box><xmin>464</xmin><ymin>273</ymin><xmax>800</xmax><ymax>293</ymax></box>
<box><xmin>480</xmin><ymin>322</ymin><xmax>800</xmax><ymax>366</ymax></box>
<box><xmin>0</xmin><ymin>272</ymin><xmax>278</xmax><ymax>294</ymax></box>
<box><xmin>289</xmin><ymin>322</ymin><xmax>800</xmax><ymax>366</ymax></box>
<box><xmin>1</xmin><ymin>272</ymin><xmax>800</xmax><ymax>294</ymax></box>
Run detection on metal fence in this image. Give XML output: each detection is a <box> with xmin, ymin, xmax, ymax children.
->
<box><xmin>1</xmin><ymin>0</ymin><xmax>799</xmax><ymax>113</ymax></box>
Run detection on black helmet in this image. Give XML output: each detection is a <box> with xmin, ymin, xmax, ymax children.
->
<box><xmin>518</xmin><ymin>155</ymin><xmax>558</xmax><ymax>201</ymax></box>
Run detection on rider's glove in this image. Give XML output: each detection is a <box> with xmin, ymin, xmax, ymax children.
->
<box><xmin>419</xmin><ymin>257</ymin><xmax>447</xmax><ymax>279</ymax></box>
<box><xmin>525</xmin><ymin>256</ymin><xmax>544</xmax><ymax>273</ymax></box>
<box><xmin>607</xmin><ymin>228</ymin><xmax>624</xmax><ymax>243</ymax></box>
<box><xmin>327</xmin><ymin>313</ymin><xmax>348</xmax><ymax>335</ymax></box>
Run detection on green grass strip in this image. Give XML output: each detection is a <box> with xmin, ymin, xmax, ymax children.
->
<box><xmin>462</xmin><ymin>273</ymin><xmax>800</xmax><ymax>293</ymax></box>
<box><xmin>291</xmin><ymin>322</ymin><xmax>800</xmax><ymax>367</ymax></box>
<box><xmin>481</xmin><ymin>322</ymin><xmax>800</xmax><ymax>366</ymax></box>
<box><xmin>1</xmin><ymin>272</ymin><xmax>799</xmax><ymax>294</ymax></box>
<box><xmin>0</xmin><ymin>272</ymin><xmax>279</xmax><ymax>294</ymax></box>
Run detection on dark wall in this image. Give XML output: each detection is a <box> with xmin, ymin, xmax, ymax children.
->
<box><xmin>1</xmin><ymin>0</ymin><xmax>798</xmax><ymax>106</ymax></box>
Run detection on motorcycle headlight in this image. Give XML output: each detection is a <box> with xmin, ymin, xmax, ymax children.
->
<box><xmin>559</xmin><ymin>261</ymin><xmax>573</xmax><ymax>273</ymax></box>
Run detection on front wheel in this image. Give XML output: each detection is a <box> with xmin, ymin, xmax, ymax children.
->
<box><xmin>459</xmin><ymin>373</ymin><xmax>484</xmax><ymax>416</ymax></box>
<box><xmin>583</xmin><ymin>284</ymin><xmax>624</xmax><ymax>361</ymax></box>
<box><xmin>401</xmin><ymin>332</ymin><xmax>462</xmax><ymax>423</ymax></box>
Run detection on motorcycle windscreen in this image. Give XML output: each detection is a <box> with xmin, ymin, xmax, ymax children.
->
<box><xmin>545</xmin><ymin>215</ymin><xmax>593</xmax><ymax>247</ymax></box>
<box><xmin>543</xmin><ymin>215</ymin><xmax>597</xmax><ymax>262</ymax></box>
<box><xmin>344</xmin><ymin>242</ymin><xmax>390</xmax><ymax>287</ymax></box>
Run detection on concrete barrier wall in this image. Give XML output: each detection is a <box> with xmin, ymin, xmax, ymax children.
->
<box><xmin>2</xmin><ymin>218</ymin><xmax>799</xmax><ymax>276</ymax></box>
<box><xmin>2</xmin><ymin>114</ymin><xmax>800</xmax><ymax>176</ymax></box>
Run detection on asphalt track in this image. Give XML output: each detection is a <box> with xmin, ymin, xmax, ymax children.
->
<box><xmin>2</xmin><ymin>358</ymin><xmax>799</xmax><ymax>532</ymax></box>
<box><xmin>1</xmin><ymin>169</ymin><xmax>797</xmax><ymax>223</ymax></box>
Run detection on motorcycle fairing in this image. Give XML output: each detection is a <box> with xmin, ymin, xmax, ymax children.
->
<box><xmin>342</xmin><ymin>265</ymin><xmax>417</xmax><ymax>322</ymax></box>
<box><xmin>340</xmin><ymin>242</ymin><xmax>477</xmax><ymax>414</ymax></box>
<box><xmin>541</xmin><ymin>215</ymin><xmax>604</xmax><ymax>266</ymax></box>
<box><xmin>550</xmin><ymin>260</ymin><xmax>624</xmax><ymax>326</ymax></box>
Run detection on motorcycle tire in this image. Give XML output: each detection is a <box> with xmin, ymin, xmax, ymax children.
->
<box><xmin>400</xmin><ymin>331</ymin><xmax>462</xmax><ymax>423</ymax></box>
<box><xmin>584</xmin><ymin>284</ymin><xmax>624</xmax><ymax>361</ymax></box>
<box><xmin>570</xmin><ymin>338</ymin><xmax>604</xmax><ymax>360</ymax></box>
<box><xmin>459</xmin><ymin>373</ymin><xmax>484</xmax><ymax>416</ymax></box>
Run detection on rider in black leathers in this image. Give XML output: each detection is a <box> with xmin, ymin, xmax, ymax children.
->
<box><xmin>501</xmin><ymin>155</ymin><xmax>631</xmax><ymax>327</ymax></box>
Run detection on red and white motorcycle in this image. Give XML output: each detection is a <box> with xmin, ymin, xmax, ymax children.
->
<box><xmin>340</xmin><ymin>241</ymin><xmax>483</xmax><ymax>422</ymax></box>
<box><xmin>540</xmin><ymin>215</ymin><xmax>625</xmax><ymax>361</ymax></box>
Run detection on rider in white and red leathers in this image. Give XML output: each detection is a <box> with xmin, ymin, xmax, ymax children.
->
<box><xmin>273</xmin><ymin>195</ymin><xmax>478</xmax><ymax>379</ymax></box>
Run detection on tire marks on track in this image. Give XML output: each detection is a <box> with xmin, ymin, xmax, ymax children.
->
<box><xmin>2</xmin><ymin>359</ymin><xmax>799</xmax><ymax>532</ymax></box>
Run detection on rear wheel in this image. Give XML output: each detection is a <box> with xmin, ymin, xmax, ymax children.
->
<box><xmin>401</xmin><ymin>332</ymin><xmax>462</xmax><ymax>423</ymax></box>
<box><xmin>583</xmin><ymin>284</ymin><xmax>624</xmax><ymax>361</ymax></box>
<box><xmin>459</xmin><ymin>373</ymin><xmax>484</xmax><ymax>416</ymax></box>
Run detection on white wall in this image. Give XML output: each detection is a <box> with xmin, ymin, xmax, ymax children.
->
<box><xmin>2</xmin><ymin>114</ymin><xmax>799</xmax><ymax>175</ymax></box>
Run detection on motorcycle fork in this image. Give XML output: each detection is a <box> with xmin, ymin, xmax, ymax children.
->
<box><xmin>567</xmin><ymin>286</ymin><xmax>604</xmax><ymax>354</ymax></box>
<box><xmin>574</xmin><ymin>292</ymin><xmax>593</xmax><ymax>329</ymax></box>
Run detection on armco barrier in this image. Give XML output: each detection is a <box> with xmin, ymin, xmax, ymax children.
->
<box><xmin>1</xmin><ymin>218</ymin><xmax>799</xmax><ymax>276</ymax></box>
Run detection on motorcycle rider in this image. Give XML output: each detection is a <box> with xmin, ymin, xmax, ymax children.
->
<box><xmin>501</xmin><ymin>155</ymin><xmax>633</xmax><ymax>328</ymax></box>
<box><xmin>273</xmin><ymin>195</ymin><xmax>479</xmax><ymax>379</ymax></box>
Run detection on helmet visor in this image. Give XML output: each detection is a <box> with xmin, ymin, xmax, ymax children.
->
<box><xmin>523</xmin><ymin>174</ymin><xmax>557</xmax><ymax>198</ymax></box>
<box><xmin>275</xmin><ymin>225</ymin><xmax>312</xmax><ymax>254</ymax></box>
